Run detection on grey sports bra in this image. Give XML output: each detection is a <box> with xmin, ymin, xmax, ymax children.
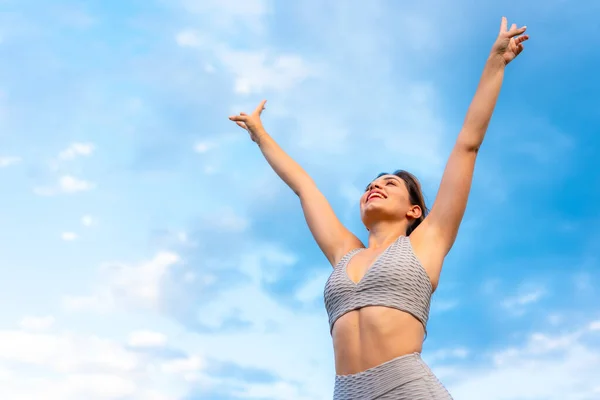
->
<box><xmin>323</xmin><ymin>235</ymin><xmax>433</xmax><ymax>334</ymax></box>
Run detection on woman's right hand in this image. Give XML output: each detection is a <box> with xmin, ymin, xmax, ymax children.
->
<box><xmin>229</xmin><ymin>100</ymin><xmax>268</xmax><ymax>144</ymax></box>
<box><xmin>228</xmin><ymin>100</ymin><xmax>362</xmax><ymax>266</ymax></box>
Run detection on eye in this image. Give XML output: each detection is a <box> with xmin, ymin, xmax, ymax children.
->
<box><xmin>386</xmin><ymin>181</ymin><xmax>396</xmax><ymax>186</ymax></box>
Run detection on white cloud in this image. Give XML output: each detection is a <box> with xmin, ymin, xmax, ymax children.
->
<box><xmin>58</xmin><ymin>142</ymin><xmax>95</xmax><ymax>160</ymax></box>
<box><xmin>161</xmin><ymin>355</ymin><xmax>203</xmax><ymax>375</ymax></box>
<box><xmin>339</xmin><ymin>183</ymin><xmax>363</xmax><ymax>207</ymax></box>
<box><xmin>61</xmin><ymin>232</ymin><xmax>78</xmax><ymax>241</ymax></box>
<box><xmin>427</xmin><ymin>347</ymin><xmax>470</xmax><ymax>364</ymax></box>
<box><xmin>174</xmin><ymin>28</ymin><xmax>315</xmax><ymax>95</ymax></box>
<box><xmin>548</xmin><ymin>313</ymin><xmax>563</xmax><ymax>325</ymax></box>
<box><xmin>172</xmin><ymin>242</ymin><xmax>334</xmax><ymax>397</ymax></box>
<box><xmin>64</xmin><ymin>252</ymin><xmax>181</xmax><ymax>312</ymax></box>
<box><xmin>431</xmin><ymin>299</ymin><xmax>460</xmax><ymax>313</ymax></box>
<box><xmin>501</xmin><ymin>287</ymin><xmax>545</xmax><ymax>315</ymax></box>
<box><xmin>175</xmin><ymin>29</ymin><xmax>204</xmax><ymax>48</ymax></box>
<box><xmin>34</xmin><ymin>175</ymin><xmax>95</xmax><ymax>196</ymax></box>
<box><xmin>193</xmin><ymin>141</ymin><xmax>214</xmax><ymax>153</ymax></box>
<box><xmin>0</xmin><ymin>328</ymin><xmax>192</xmax><ymax>400</ymax></box>
<box><xmin>203</xmin><ymin>165</ymin><xmax>217</xmax><ymax>175</ymax></box>
<box><xmin>202</xmin><ymin>207</ymin><xmax>249</xmax><ymax>233</ymax></box>
<box><xmin>33</xmin><ymin>186</ymin><xmax>56</xmax><ymax>196</ymax></box>
<box><xmin>223</xmin><ymin>50</ymin><xmax>315</xmax><ymax>95</ymax></box>
<box><xmin>180</xmin><ymin>0</ymin><xmax>271</xmax><ymax>35</ymax></box>
<box><xmin>59</xmin><ymin>175</ymin><xmax>95</xmax><ymax>193</ymax></box>
<box><xmin>81</xmin><ymin>215</ymin><xmax>95</xmax><ymax>227</ymax></box>
<box><xmin>506</xmin><ymin>290</ymin><xmax>545</xmax><ymax>306</ymax></box>
<box><xmin>446</xmin><ymin>321</ymin><xmax>600</xmax><ymax>400</ymax></box>
<box><xmin>204</xmin><ymin>63</ymin><xmax>215</xmax><ymax>73</ymax></box>
<box><xmin>62</xmin><ymin>292</ymin><xmax>113</xmax><ymax>313</ymax></box>
<box><xmin>183</xmin><ymin>272</ymin><xmax>196</xmax><ymax>283</ymax></box>
<box><xmin>239</xmin><ymin>244</ymin><xmax>297</xmax><ymax>285</ymax></box>
<box><xmin>589</xmin><ymin>320</ymin><xmax>600</xmax><ymax>331</ymax></box>
<box><xmin>108</xmin><ymin>252</ymin><xmax>180</xmax><ymax>306</ymax></box>
<box><xmin>0</xmin><ymin>330</ymin><xmax>137</xmax><ymax>373</ymax></box>
<box><xmin>480</xmin><ymin>278</ymin><xmax>502</xmax><ymax>295</ymax></box>
<box><xmin>573</xmin><ymin>271</ymin><xmax>593</xmax><ymax>293</ymax></box>
<box><xmin>176</xmin><ymin>231</ymin><xmax>188</xmax><ymax>243</ymax></box>
<box><xmin>127</xmin><ymin>330</ymin><xmax>167</xmax><ymax>348</ymax></box>
<box><xmin>295</xmin><ymin>269</ymin><xmax>331</xmax><ymax>303</ymax></box>
<box><xmin>18</xmin><ymin>315</ymin><xmax>55</xmax><ymax>331</ymax></box>
<box><xmin>0</xmin><ymin>156</ymin><xmax>21</xmax><ymax>167</ymax></box>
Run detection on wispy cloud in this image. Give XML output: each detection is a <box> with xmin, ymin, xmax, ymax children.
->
<box><xmin>63</xmin><ymin>252</ymin><xmax>181</xmax><ymax>313</ymax></box>
<box><xmin>58</xmin><ymin>142</ymin><xmax>95</xmax><ymax>161</ymax></box>
<box><xmin>81</xmin><ymin>215</ymin><xmax>95</xmax><ymax>227</ymax></box>
<box><xmin>431</xmin><ymin>299</ymin><xmax>460</xmax><ymax>314</ymax></box>
<box><xmin>502</xmin><ymin>287</ymin><xmax>545</xmax><ymax>315</ymax></box>
<box><xmin>295</xmin><ymin>269</ymin><xmax>331</xmax><ymax>304</ymax></box>
<box><xmin>61</xmin><ymin>232</ymin><xmax>78</xmax><ymax>241</ymax></box>
<box><xmin>34</xmin><ymin>175</ymin><xmax>95</xmax><ymax>196</ymax></box>
<box><xmin>18</xmin><ymin>315</ymin><xmax>55</xmax><ymax>331</ymax></box>
<box><xmin>127</xmin><ymin>330</ymin><xmax>167</xmax><ymax>348</ymax></box>
<box><xmin>589</xmin><ymin>320</ymin><xmax>600</xmax><ymax>331</ymax></box>
<box><xmin>446</xmin><ymin>319</ymin><xmax>600</xmax><ymax>400</ymax></box>
<box><xmin>0</xmin><ymin>324</ymin><xmax>196</xmax><ymax>399</ymax></box>
<box><xmin>0</xmin><ymin>156</ymin><xmax>21</xmax><ymax>167</ymax></box>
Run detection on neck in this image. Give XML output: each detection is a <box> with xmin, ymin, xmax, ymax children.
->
<box><xmin>367</xmin><ymin>221</ymin><xmax>409</xmax><ymax>249</ymax></box>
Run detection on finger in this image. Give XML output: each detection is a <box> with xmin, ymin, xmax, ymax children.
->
<box><xmin>516</xmin><ymin>43</ymin><xmax>524</xmax><ymax>54</ymax></box>
<box><xmin>235</xmin><ymin>121</ymin><xmax>248</xmax><ymax>130</ymax></box>
<box><xmin>254</xmin><ymin>99</ymin><xmax>267</xmax><ymax>115</ymax></box>
<box><xmin>229</xmin><ymin>115</ymin><xmax>247</xmax><ymax>122</ymax></box>
<box><xmin>510</xmin><ymin>23</ymin><xmax>517</xmax><ymax>32</ymax></box>
<box><xmin>240</xmin><ymin>112</ymin><xmax>248</xmax><ymax>116</ymax></box>
<box><xmin>514</xmin><ymin>34</ymin><xmax>529</xmax><ymax>45</ymax></box>
<box><xmin>507</xmin><ymin>25</ymin><xmax>527</xmax><ymax>38</ymax></box>
<box><xmin>500</xmin><ymin>16</ymin><xmax>507</xmax><ymax>33</ymax></box>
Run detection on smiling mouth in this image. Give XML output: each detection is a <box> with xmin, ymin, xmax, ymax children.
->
<box><xmin>367</xmin><ymin>193</ymin><xmax>385</xmax><ymax>202</ymax></box>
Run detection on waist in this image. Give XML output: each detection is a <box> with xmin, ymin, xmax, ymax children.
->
<box><xmin>334</xmin><ymin>353</ymin><xmax>430</xmax><ymax>399</ymax></box>
<box><xmin>332</xmin><ymin>306</ymin><xmax>425</xmax><ymax>375</ymax></box>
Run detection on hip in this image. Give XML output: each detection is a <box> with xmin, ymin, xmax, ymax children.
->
<box><xmin>333</xmin><ymin>353</ymin><xmax>452</xmax><ymax>400</ymax></box>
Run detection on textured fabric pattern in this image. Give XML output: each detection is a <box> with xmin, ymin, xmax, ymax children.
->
<box><xmin>333</xmin><ymin>353</ymin><xmax>453</xmax><ymax>400</ymax></box>
<box><xmin>324</xmin><ymin>236</ymin><xmax>433</xmax><ymax>333</ymax></box>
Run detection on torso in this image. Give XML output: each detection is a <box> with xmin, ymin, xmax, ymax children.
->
<box><xmin>324</xmin><ymin>235</ymin><xmax>438</xmax><ymax>375</ymax></box>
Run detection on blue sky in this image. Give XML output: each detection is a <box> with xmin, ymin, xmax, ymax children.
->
<box><xmin>1</xmin><ymin>0</ymin><xmax>599</xmax><ymax>399</ymax></box>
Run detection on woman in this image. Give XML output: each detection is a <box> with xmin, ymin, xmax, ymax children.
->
<box><xmin>229</xmin><ymin>17</ymin><xmax>528</xmax><ymax>400</ymax></box>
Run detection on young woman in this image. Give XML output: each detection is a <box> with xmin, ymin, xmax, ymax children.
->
<box><xmin>229</xmin><ymin>17</ymin><xmax>528</xmax><ymax>400</ymax></box>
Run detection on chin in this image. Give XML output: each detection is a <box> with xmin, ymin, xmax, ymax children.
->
<box><xmin>362</xmin><ymin>204</ymin><xmax>395</xmax><ymax>221</ymax></box>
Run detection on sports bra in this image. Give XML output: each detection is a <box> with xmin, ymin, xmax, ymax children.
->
<box><xmin>323</xmin><ymin>235</ymin><xmax>433</xmax><ymax>334</ymax></box>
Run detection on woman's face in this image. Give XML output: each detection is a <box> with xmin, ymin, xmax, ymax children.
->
<box><xmin>360</xmin><ymin>174</ymin><xmax>420</xmax><ymax>227</ymax></box>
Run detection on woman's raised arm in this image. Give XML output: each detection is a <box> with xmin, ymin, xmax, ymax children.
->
<box><xmin>229</xmin><ymin>101</ymin><xmax>363</xmax><ymax>266</ymax></box>
<box><xmin>414</xmin><ymin>17</ymin><xmax>529</xmax><ymax>268</ymax></box>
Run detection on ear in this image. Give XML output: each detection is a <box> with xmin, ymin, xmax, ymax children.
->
<box><xmin>406</xmin><ymin>205</ymin><xmax>422</xmax><ymax>220</ymax></box>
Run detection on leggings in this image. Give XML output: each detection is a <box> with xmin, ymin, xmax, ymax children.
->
<box><xmin>333</xmin><ymin>353</ymin><xmax>453</xmax><ymax>400</ymax></box>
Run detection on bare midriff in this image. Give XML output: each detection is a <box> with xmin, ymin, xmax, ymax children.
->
<box><xmin>332</xmin><ymin>306</ymin><xmax>425</xmax><ymax>375</ymax></box>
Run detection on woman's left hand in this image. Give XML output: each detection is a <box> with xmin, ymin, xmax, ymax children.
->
<box><xmin>491</xmin><ymin>17</ymin><xmax>529</xmax><ymax>65</ymax></box>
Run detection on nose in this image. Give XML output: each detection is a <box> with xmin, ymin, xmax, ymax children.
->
<box><xmin>365</xmin><ymin>182</ymin><xmax>381</xmax><ymax>196</ymax></box>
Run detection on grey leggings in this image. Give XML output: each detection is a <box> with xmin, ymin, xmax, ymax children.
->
<box><xmin>333</xmin><ymin>353</ymin><xmax>453</xmax><ymax>400</ymax></box>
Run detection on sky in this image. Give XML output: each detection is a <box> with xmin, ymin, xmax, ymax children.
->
<box><xmin>0</xmin><ymin>0</ymin><xmax>599</xmax><ymax>399</ymax></box>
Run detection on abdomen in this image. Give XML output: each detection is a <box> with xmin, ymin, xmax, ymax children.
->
<box><xmin>332</xmin><ymin>306</ymin><xmax>425</xmax><ymax>375</ymax></box>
